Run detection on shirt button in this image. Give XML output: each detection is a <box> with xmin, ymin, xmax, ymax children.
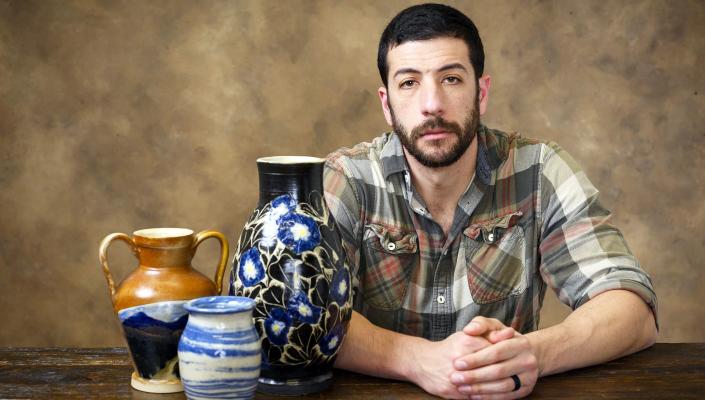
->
<box><xmin>437</xmin><ymin>295</ymin><xmax>446</xmax><ymax>304</ymax></box>
<box><xmin>386</xmin><ymin>242</ymin><xmax>396</xmax><ymax>251</ymax></box>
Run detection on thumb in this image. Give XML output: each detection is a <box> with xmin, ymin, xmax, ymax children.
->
<box><xmin>462</xmin><ymin>317</ymin><xmax>492</xmax><ymax>335</ymax></box>
<box><xmin>463</xmin><ymin>316</ymin><xmax>506</xmax><ymax>336</ymax></box>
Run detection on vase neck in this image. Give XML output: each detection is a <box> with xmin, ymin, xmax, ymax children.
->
<box><xmin>189</xmin><ymin>310</ymin><xmax>253</xmax><ymax>330</ymax></box>
<box><xmin>138</xmin><ymin>246</ymin><xmax>192</xmax><ymax>268</ymax></box>
<box><xmin>257</xmin><ymin>161</ymin><xmax>324</xmax><ymax>207</ymax></box>
<box><xmin>132</xmin><ymin>228</ymin><xmax>195</xmax><ymax>268</ymax></box>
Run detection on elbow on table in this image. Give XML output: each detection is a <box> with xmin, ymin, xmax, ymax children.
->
<box><xmin>644</xmin><ymin>316</ymin><xmax>659</xmax><ymax>348</ymax></box>
<box><xmin>635</xmin><ymin>307</ymin><xmax>659</xmax><ymax>352</ymax></box>
<box><xmin>621</xmin><ymin>289</ymin><xmax>659</xmax><ymax>352</ymax></box>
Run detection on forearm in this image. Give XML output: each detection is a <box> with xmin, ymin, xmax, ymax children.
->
<box><xmin>334</xmin><ymin>310</ymin><xmax>425</xmax><ymax>381</ymax></box>
<box><xmin>527</xmin><ymin>289</ymin><xmax>657</xmax><ymax>377</ymax></box>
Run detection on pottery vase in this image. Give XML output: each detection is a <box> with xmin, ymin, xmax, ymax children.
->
<box><xmin>99</xmin><ymin>227</ymin><xmax>229</xmax><ymax>393</ymax></box>
<box><xmin>117</xmin><ymin>300</ymin><xmax>189</xmax><ymax>393</ymax></box>
<box><xmin>230</xmin><ymin>156</ymin><xmax>353</xmax><ymax>395</ymax></box>
<box><xmin>178</xmin><ymin>296</ymin><xmax>261</xmax><ymax>400</ymax></box>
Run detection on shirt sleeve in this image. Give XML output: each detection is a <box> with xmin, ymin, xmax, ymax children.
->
<box><xmin>538</xmin><ymin>141</ymin><xmax>658</xmax><ymax>325</ymax></box>
<box><xmin>323</xmin><ymin>157</ymin><xmax>364</xmax><ymax>309</ymax></box>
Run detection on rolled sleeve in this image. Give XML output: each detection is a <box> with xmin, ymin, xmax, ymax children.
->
<box><xmin>538</xmin><ymin>142</ymin><xmax>658</xmax><ymax>325</ymax></box>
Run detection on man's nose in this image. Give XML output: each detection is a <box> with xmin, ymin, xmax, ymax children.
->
<box><xmin>420</xmin><ymin>82</ymin><xmax>444</xmax><ymax>118</ymax></box>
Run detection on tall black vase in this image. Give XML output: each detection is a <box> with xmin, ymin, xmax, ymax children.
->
<box><xmin>230</xmin><ymin>156</ymin><xmax>352</xmax><ymax>395</ymax></box>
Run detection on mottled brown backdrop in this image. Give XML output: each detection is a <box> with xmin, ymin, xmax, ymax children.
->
<box><xmin>1</xmin><ymin>0</ymin><xmax>703</xmax><ymax>346</ymax></box>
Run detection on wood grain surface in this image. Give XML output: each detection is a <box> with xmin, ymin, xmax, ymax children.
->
<box><xmin>1</xmin><ymin>343</ymin><xmax>704</xmax><ymax>399</ymax></box>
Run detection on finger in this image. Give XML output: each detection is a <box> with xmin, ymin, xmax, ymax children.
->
<box><xmin>486</xmin><ymin>327</ymin><xmax>515</xmax><ymax>344</ymax></box>
<box><xmin>457</xmin><ymin>376</ymin><xmax>516</xmax><ymax>395</ymax></box>
<box><xmin>451</xmin><ymin>358</ymin><xmax>522</xmax><ymax>384</ymax></box>
<box><xmin>463</xmin><ymin>316</ymin><xmax>506</xmax><ymax>336</ymax></box>
<box><xmin>457</xmin><ymin>373</ymin><xmax>528</xmax><ymax>395</ymax></box>
<box><xmin>453</xmin><ymin>332</ymin><xmax>493</xmax><ymax>357</ymax></box>
<box><xmin>438</xmin><ymin>384</ymin><xmax>472</xmax><ymax>400</ymax></box>
<box><xmin>454</xmin><ymin>338</ymin><xmax>519</xmax><ymax>370</ymax></box>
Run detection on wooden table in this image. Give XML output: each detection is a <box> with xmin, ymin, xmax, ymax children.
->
<box><xmin>0</xmin><ymin>344</ymin><xmax>703</xmax><ymax>399</ymax></box>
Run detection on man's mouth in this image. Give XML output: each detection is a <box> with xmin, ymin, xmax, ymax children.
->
<box><xmin>420</xmin><ymin>128</ymin><xmax>452</xmax><ymax>140</ymax></box>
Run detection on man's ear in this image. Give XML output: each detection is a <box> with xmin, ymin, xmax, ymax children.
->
<box><xmin>378</xmin><ymin>86</ymin><xmax>393</xmax><ymax>126</ymax></box>
<box><xmin>477</xmin><ymin>74</ymin><xmax>491</xmax><ymax>115</ymax></box>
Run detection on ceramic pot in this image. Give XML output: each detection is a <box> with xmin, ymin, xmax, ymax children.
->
<box><xmin>230</xmin><ymin>156</ymin><xmax>352</xmax><ymax>395</ymax></box>
<box><xmin>99</xmin><ymin>227</ymin><xmax>228</xmax><ymax>312</ymax></box>
<box><xmin>99</xmin><ymin>227</ymin><xmax>229</xmax><ymax>392</ymax></box>
<box><xmin>178</xmin><ymin>296</ymin><xmax>261</xmax><ymax>400</ymax></box>
<box><xmin>117</xmin><ymin>300</ymin><xmax>188</xmax><ymax>393</ymax></box>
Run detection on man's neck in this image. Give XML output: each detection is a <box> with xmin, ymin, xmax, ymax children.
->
<box><xmin>404</xmin><ymin>137</ymin><xmax>478</xmax><ymax>235</ymax></box>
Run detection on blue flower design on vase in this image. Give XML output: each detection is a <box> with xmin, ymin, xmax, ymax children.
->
<box><xmin>319</xmin><ymin>325</ymin><xmax>343</xmax><ymax>356</ymax></box>
<box><xmin>264</xmin><ymin>308</ymin><xmax>292</xmax><ymax>346</ymax></box>
<box><xmin>238</xmin><ymin>247</ymin><xmax>265</xmax><ymax>287</ymax></box>
<box><xmin>230</xmin><ymin>157</ymin><xmax>353</xmax><ymax>396</ymax></box>
<box><xmin>276</xmin><ymin>213</ymin><xmax>321</xmax><ymax>254</ymax></box>
<box><xmin>261</xmin><ymin>195</ymin><xmax>298</xmax><ymax>248</ymax></box>
<box><xmin>271</xmin><ymin>195</ymin><xmax>297</xmax><ymax>216</ymax></box>
<box><xmin>287</xmin><ymin>291</ymin><xmax>321</xmax><ymax>324</ymax></box>
<box><xmin>330</xmin><ymin>268</ymin><xmax>350</xmax><ymax>306</ymax></box>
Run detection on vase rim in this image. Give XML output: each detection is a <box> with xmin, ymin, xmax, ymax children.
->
<box><xmin>185</xmin><ymin>296</ymin><xmax>255</xmax><ymax>314</ymax></box>
<box><xmin>134</xmin><ymin>227</ymin><xmax>194</xmax><ymax>239</ymax></box>
<box><xmin>257</xmin><ymin>156</ymin><xmax>325</xmax><ymax>164</ymax></box>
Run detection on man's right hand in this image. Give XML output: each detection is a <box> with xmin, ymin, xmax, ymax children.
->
<box><xmin>407</xmin><ymin>331</ymin><xmax>494</xmax><ymax>399</ymax></box>
<box><xmin>335</xmin><ymin>311</ymin><xmax>507</xmax><ymax>399</ymax></box>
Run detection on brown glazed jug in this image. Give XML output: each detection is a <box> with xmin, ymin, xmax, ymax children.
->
<box><xmin>99</xmin><ymin>228</ymin><xmax>229</xmax><ymax>312</ymax></box>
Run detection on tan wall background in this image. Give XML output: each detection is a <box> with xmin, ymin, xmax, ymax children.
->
<box><xmin>1</xmin><ymin>0</ymin><xmax>703</xmax><ymax>346</ymax></box>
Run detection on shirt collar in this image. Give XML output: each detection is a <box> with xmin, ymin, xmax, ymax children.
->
<box><xmin>380</xmin><ymin>132</ymin><xmax>408</xmax><ymax>179</ymax></box>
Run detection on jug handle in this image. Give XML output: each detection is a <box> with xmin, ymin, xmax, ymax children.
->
<box><xmin>98</xmin><ymin>233</ymin><xmax>139</xmax><ymax>307</ymax></box>
<box><xmin>193</xmin><ymin>230</ymin><xmax>229</xmax><ymax>294</ymax></box>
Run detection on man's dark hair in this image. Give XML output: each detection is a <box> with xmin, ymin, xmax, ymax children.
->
<box><xmin>377</xmin><ymin>3</ymin><xmax>485</xmax><ymax>87</ymax></box>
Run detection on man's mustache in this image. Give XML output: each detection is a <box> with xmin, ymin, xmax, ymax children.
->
<box><xmin>410</xmin><ymin>117</ymin><xmax>463</xmax><ymax>140</ymax></box>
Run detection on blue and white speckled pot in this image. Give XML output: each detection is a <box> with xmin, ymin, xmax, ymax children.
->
<box><xmin>178</xmin><ymin>296</ymin><xmax>261</xmax><ymax>400</ymax></box>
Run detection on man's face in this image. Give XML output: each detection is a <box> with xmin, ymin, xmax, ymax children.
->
<box><xmin>379</xmin><ymin>37</ymin><xmax>489</xmax><ymax>168</ymax></box>
<box><xmin>389</xmin><ymin>91</ymin><xmax>479</xmax><ymax>168</ymax></box>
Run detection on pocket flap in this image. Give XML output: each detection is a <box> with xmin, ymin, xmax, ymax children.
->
<box><xmin>365</xmin><ymin>224</ymin><xmax>418</xmax><ymax>254</ymax></box>
<box><xmin>464</xmin><ymin>211</ymin><xmax>523</xmax><ymax>243</ymax></box>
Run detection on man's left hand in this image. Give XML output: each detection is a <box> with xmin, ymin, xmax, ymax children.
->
<box><xmin>449</xmin><ymin>317</ymin><xmax>539</xmax><ymax>399</ymax></box>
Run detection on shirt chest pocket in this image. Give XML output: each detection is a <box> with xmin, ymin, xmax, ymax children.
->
<box><xmin>360</xmin><ymin>224</ymin><xmax>418</xmax><ymax>311</ymax></box>
<box><xmin>462</xmin><ymin>211</ymin><xmax>527</xmax><ymax>305</ymax></box>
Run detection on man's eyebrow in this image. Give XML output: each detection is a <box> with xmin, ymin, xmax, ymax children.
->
<box><xmin>392</xmin><ymin>63</ymin><xmax>468</xmax><ymax>79</ymax></box>
<box><xmin>438</xmin><ymin>63</ymin><xmax>468</xmax><ymax>73</ymax></box>
<box><xmin>392</xmin><ymin>68</ymin><xmax>421</xmax><ymax>79</ymax></box>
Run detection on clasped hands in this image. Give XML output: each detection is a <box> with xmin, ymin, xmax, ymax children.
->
<box><xmin>412</xmin><ymin>317</ymin><xmax>539</xmax><ymax>399</ymax></box>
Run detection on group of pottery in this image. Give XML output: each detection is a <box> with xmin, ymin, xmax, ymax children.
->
<box><xmin>99</xmin><ymin>157</ymin><xmax>352</xmax><ymax>399</ymax></box>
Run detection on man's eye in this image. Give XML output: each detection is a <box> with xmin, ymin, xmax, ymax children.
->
<box><xmin>444</xmin><ymin>76</ymin><xmax>461</xmax><ymax>84</ymax></box>
<box><xmin>400</xmin><ymin>80</ymin><xmax>416</xmax><ymax>88</ymax></box>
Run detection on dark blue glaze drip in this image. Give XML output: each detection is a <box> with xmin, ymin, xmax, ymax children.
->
<box><xmin>121</xmin><ymin>313</ymin><xmax>188</xmax><ymax>379</ymax></box>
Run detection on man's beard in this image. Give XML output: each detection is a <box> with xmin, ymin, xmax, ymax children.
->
<box><xmin>390</xmin><ymin>96</ymin><xmax>480</xmax><ymax>168</ymax></box>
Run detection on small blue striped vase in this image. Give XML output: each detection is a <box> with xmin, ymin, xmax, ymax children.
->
<box><xmin>178</xmin><ymin>296</ymin><xmax>261</xmax><ymax>400</ymax></box>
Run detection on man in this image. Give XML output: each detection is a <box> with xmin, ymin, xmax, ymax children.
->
<box><xmin>324</xmin><ymin>3</ymin><xmax>658</xmax><ymax>399</ymax></box>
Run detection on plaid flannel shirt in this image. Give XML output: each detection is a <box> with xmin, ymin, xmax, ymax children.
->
<box><xmin>323</xmin><ymin>125</ymin><xmax>657</xmax><ymax>340</ymax></box>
